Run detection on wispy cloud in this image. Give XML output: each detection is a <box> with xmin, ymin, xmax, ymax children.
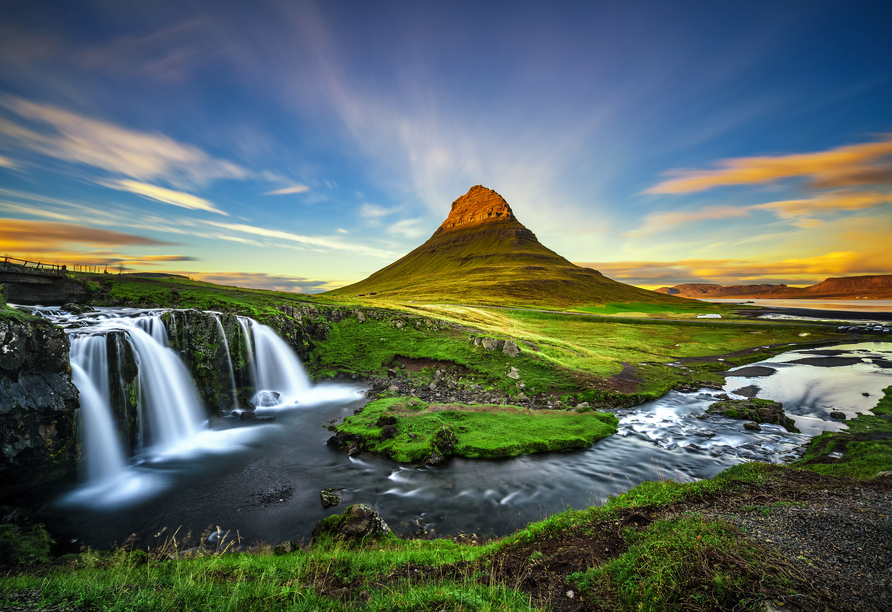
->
<box><xmin>188</xmin><ymin>271</ymin><xmax>336</xmax><ymax>293</ymax></box>
<box><xmin>0</xmin><ymin>154</ymin><xmax>16</xmax><ymax>169</ymax></box>
<box><xmin>0</xmin><ymin>96</ymin><xmax>249</xmax><ymax>186</ymax></box>
<box><xmin>202</xmin><ymin>220</ymin><xmax>396</xmax><ymax>258</ymax></box>
<box><xmin>102</xmin><ymin>179</ymin><xmax>228</xmax><ymax>215</ymax></box>
<box><xmin>263</xmin><ymin>184</ymin><xmax>310</xmax><ymax>195</ymax></box>
<box><xmin>359</xmin><ymin>203</ymin><xmax>399</xmax><ymax>218</ymax></box>
<box><xmin>752</xmin><ymin>189</ymin><xmax>892</xmax><ymax>218</ymax></box>
<box><xmin>0</xmin><ymin>218</ymin><xmax>175</xmax><ymax>250</ymax></box>
<box><xmin>624</xmin><ymin>205</ymin><xmax>751</xmax><ymax>238</ymax></box>
<box><xmin>387</xmin><ymin>218</ymin><xmax>427</xmax><ymax>239</ymax></box>
<box><xmin>646</xmin><ymin>135</ymin><xmax>892</xmax><ymax>194</ymax></box>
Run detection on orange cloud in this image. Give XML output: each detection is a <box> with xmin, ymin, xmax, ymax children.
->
<box><xmin>646</xmin><ymin>135</ymin><xmax>892</xmax><ymax>194</ymax></box>
<box><xmin>752</xmin><ymin>189</ymin><xmax>891</xmax><ymax>218</ymax></box>
<box><xmin>188</xmin><ymin>271</ymin><xmax>336</xmax><ymax>293</ymax></box>
<box><xmin>1</xmin><ymin>218</ymin><xmax>174</xmax><ymax>249</ymax></box>
<box><xmin>579</xmin><ymin>249</ymin><xmax>892</xmax><ymax>287</ymax></box>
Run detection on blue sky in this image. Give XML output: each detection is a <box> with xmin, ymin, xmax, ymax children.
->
<box><xmin>1</xmin><ymin>0</ymin><xmax>890</xmax><ymax>291</ymax></box>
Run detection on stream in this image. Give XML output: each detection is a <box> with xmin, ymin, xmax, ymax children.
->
<box><xmin>16</xmin><ymin>307</ymin><xmax>892</xmax><ymax>549</ymax></box>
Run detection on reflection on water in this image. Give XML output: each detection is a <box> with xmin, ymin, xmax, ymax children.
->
<box><xmin>31</xmin><ymin>340</ymin><xmax>892</xmax><ymax>549</ymax></box>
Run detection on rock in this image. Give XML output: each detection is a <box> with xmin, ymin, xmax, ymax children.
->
<box><xmin>862</xmin><ymin>392</ymin><xmax>870</xmax><ymax>397</ymax></box>
<box><xmin>0</xmin><ymin>317</ymin><xmax>79</xmax><ymax>494</ymax></box>
<box><xmin>423</xmin><ymin>425</ymin><xmax>457</xmax><ymax>465</ymax></box>
<box><xmin>311</xmin><ymin>503</ymin><xmax>391</xmax><ymax>546</ymax></box>
<box><xmin>381</xmin><ymin>425</ymin><xmax>398</xmax><ymax>440</ymax></box>
<box><xmin>743</xmin><ymin>421</ymin><xmax>762</xmax><ymax>431</ymax></box>
<box><xmin>274</xmin><ymin>541</ymin><xmax>299</xmax><ymax>555</ymax></box>
<box><xmin>576</xmin><ymin>402</ymin><xmax>590</xmax><ymax>409</ymax></box>
<box><xmin>707</xmin><ymin>399</ymin><xmax>799</xmax><ymax>432</ymax></box>
<box><xmin>507</xmin><ymin>367</ymin><xmax>520</xmax><ymax>380</ymax></box>
<box><xmin>320</xmin><ymin>488</ymin><xmax>341</xmax><ymax>508</ymax></box>
<box><xmin>875</xmin><ymin>471</ymin><xmax>892</xmax><ymax>477</ymax></box>
<box><xmin>482</xmin><ymin>337</ymin><xmax>504</xmax><ymax>351</ymax></box>
<box><xmin>502</xmin><ymin>340</ymin><xmax>520</xmax><ymax>357</ymax></box>
<box><xmin>829</xmin><ymin>411</ymin><xmax>846</xmax><ymax>420</ymax></box>
<box><xmin>62</xmin><ymin>302</ymin><xmax>95</xmax><ymax>314</ymax></box>
<box><xmin>387</xmin><ymin>384</ymin><xmax>399</xmax><ymax>393</ymax></box>
<box><xmin>255</xmin><ymin>390</ymin><xmax>281</xmax><ymax>407</ymax></box>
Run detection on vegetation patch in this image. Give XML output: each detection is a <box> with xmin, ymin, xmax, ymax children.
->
<box><xmin>706</xmin><ymin>398</ymin><xmax>800</xmax><ymax>432</ymax></box>
<box><xmin>331</xmin><ymin>397</ymin><xmax>618</xmax><ymax>463</ymax></box>
<box><xmin>794</xmin><ymin>385</ymin><xmax>892</xmax><ymax>479</ymax></box>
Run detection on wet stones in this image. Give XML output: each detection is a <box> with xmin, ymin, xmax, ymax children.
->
<box><xmin>707</xmin><ymin>398</ymin><xmax>800</xmax><ymax>433</ymax></box>
<box><xmin>320</xmin><ymin>488</ymin><xmax>342</xmax><ymax>508</ymax></box>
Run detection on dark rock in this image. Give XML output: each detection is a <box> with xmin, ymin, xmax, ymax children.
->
<box><xmin>311</xmin><ymin>503</ymin><xmax>391</xmax><ymax>546</ymax></box>
<box><xmin>375</xmin><ymin>415</ymin><xmax>398</xmax><ymax>427</ymax></box>
<box><xmin>863</xmin><ymin>392</ymin><xmax>870</xmax><ymax>397</ymax></box>
<box><xmin>62</xmin><ymin>303</ymin><xmax>95</xmax><ymax>314</ymax></box>
<box><xmin>381</xmin><ymin>425</ymin><xmax>398</xmax><ymax>440</ymax></box>
<box><xmin>743</xmin><ymin>421</ymin><xmax>762</xmax><ymax>431</ymax></box>
<box><xmin>0</xmin><ymin>318</ymin><xmax>78</xmax><ymax>494</ymax></box>
<box><xmin>274</xmin><ymin>541</ymin><xmax>299</xmax><ymax>555</ymax></box>
<box><xmin>707</xmin><ymin>398</ymin><xmax>799</xmax><ymax>432</ymax></box>
<box><xmin>320</xmin><ymin>488</ymin><xmax>342</xmax><ymax>508</ymax></box>
<box><xmin>829</xmin><ymin>411</ymin><xmax>847</xmax><ymax>420</ymax></box>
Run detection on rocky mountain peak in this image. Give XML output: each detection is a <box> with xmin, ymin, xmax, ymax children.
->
<box><xmin>433</xmin><ymin>185</ymin><xmax>517</xmax><ymax>235</ymax></box>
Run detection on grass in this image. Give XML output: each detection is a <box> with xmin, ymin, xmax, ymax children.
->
<box><xmin>334</xmin><ymin>397</ymin><xmax>618</xmax><ymax>462</ymax></box>
<box><xmin>569</xmin><ymin>516</ymin><xmax>804</xmax><ymax>612</ymax></box>
<box><xmin>793</xmin><ymin>384</ymin><xmax>892</xmax><ymax>479</ymax></box>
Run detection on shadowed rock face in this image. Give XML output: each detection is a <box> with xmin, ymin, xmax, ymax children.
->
<box><xmin>0</xmin><ymin>317</ymin><xmax>79</xmax><ymax>495</ymax></box>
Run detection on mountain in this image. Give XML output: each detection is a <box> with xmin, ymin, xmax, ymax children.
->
<box><xmin>328</xmin><ymin>185</ymin><xmax>692</xmax><ymax>307</ymax></box>
<box><xmin>656</xmin><ymin>275</ymin><xmax>892</xmax><ymax>299</ymax></box>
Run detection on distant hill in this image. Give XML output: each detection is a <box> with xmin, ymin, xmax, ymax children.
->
<box><xmin>656</xmin><ymin>275</ymin><xmax>892</xmax><ymax>299</ymax></box>
<box><xmin>328</xmin><ymin>185</ymin><xmax>693</xmax><ymax>307</ymax></box>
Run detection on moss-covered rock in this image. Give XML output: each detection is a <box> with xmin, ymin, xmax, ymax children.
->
<box><xmin>310</xmin><ymin>503</ymin><xmax>392</xmax><ymax>548</ymax></box>
<box><xmin>707</xmin><ymin>398</ymin><xmax>800</xmax><ymax>433</ymax></box>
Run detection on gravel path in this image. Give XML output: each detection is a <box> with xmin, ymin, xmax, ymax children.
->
<box><xmin>717</xmin><ymin>487</ymin><xmax>892</xmax><ymax>611</ymax></box>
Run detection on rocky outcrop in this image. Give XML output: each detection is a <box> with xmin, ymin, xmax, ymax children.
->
<box><xmin>433</xmin><ymin>185</ymin><xmax>517</xmax><ymax>234</ymax></box>
<box><xmin>0</xmin><ymin>316</ymin><xmax>79</xmax><ymax>496</ymax></box>
<box><xmin>656</xmin><ymin>274</ymin><xmax>892</xmax><ymax>299</ymax></box>
<box><xmin>311</xmin><ymin>503</ymin><xmax>391</xmax><ymax>546</ymax></box>
<box><xmin>104</xmin><ymin>332</ymin><xmax>139</xmax><ymax>455</ymax></box>
<box><xmin>162</xmin><ymin>310</ymin><xmax>245</xmax><ymax>415</ymax></box>
<box><xmin>471</xmin><ymin>335</ymin><xmax>521</xmax><ymax>357</ymax></box>
<box><xmin>706</xmin><ymin>399</ymin><xmax>800</xmax><ymax>432</ymax></box>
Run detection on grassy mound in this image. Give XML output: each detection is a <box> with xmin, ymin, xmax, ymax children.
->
<box><xmin>334</xmin><ymin>397</ymin><xmax>619</xmax><ymax>462</ymax></box>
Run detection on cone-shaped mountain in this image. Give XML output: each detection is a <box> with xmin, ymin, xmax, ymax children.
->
<box><xmin>329</xmin><ymin>185</ymin><xmax>690</xmax><ymax>307</ymax></box>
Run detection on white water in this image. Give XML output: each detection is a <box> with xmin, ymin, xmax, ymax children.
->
<box><xmin>250</xmin><ymin>321</ymin><xmax>311</xmax><ymax>405</ymax></box>
<box><xmin>237</xmin><ymin>316</ymin><xmax>258</xmax><ymax>389</ymax></box>
<box><xmin>212</xmin><ymin>315</ymin><xmax>239</xmax><ymax>410</ymax></box>
<box><xmin>70</xmin><ymin>363</ymin><xmax>127</xmax><ymax>483</ymax></box>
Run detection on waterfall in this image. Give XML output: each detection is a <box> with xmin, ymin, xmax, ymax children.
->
<box><xmin>250</xmin><ymin>321</ymin><xmax>311</xmax><ymax>405</ymax></box>
<box><xmin>124</xmin><ymin>320</ymin><xmax>205</xmax><ymax>451</ymax></box>
<box><xmin>212</xmin><ymin>315</ymin><xmax>239</xmax><ymax>410</ymax></box>
<box><xmin>71</xmin><ymin>362</ymin><xmax>127</xmax><ymax>484</ymax></box>
<box><xmin>237</xmin><ymin>316</ymin><xmax>258</xmax><ymax>389</ymax></box>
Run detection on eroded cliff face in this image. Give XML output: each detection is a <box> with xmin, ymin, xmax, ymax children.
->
<box><xmin>433</xmin><ymin>185</ymin><xmax>518</xmax><ymax>234</ymax></box>
<box><xmin>0</xmin><ymin>317</ymin><xmax>79</xmax><ymax>496</ymax></box>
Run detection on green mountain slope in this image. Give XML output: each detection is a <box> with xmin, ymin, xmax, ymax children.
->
<box><xmin>328</xmin><ymin>185</ymin><xmax>693</xmax><ymax>308</ymax></box>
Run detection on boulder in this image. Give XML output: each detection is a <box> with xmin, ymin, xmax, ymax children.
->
<box><xmin>706</xmin><ymin>399</ymin><xmax>799</xmax><ymax>432</ymax></box>
<box><xmin>482</xmin><ymin>337</ymin><xmax>504</xmax><ymax>351</ymax></box>
<box><xmin>320</xmin><ymin>488</ymin><xmax>341</xmax><ymax>508</ymax></box>
<box><xmin>502</xmin><ymin>340</ymin><xmax>520</xmax><ymax>357</ymax></box>
<box><xmin>829</xmin><ymin>411</ymin><xmax>846</xmax><ymax>420</ymax></box>
<box><xmin>311</xmin><ymin>503</ymin><xmax>391</xmax><ymax>546</ymax></box>
<box><xmin>273</xmin><ymin>541</ymin><xmax>299</xmax><ymax>555</ymax></box>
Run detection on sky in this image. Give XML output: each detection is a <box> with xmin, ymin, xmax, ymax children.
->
<box><xmin>1</xmin><ymin>0</ymin><xmax>890</xmax><ymax>292</ymax></box>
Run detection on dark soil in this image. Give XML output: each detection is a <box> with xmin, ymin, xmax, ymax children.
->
<box><xmin>727</xmin><ymin>366</ymin><xmax>777</xmax><ymax>377</ymax></box>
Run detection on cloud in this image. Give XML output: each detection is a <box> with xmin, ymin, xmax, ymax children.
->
<box><xmin>202</xmin><ymin>220</ymin><xmax>397</xmax><ymax>258</ymax></box>
<box><xmin>624</xmin><ymin>205</ymin><xmax>751</xmax><ymax>238</ymax></box>
<box><xmin>335</xmin><ymin>228</ymin><xmax>348</xmax><ymax>234</ymax></box>
<box><xmin>359</xmin><ymin>203</ymin><xmax>399</xmax><ymax>218</ymax></box>
<box><xmin>0</xmin><ymin>96</ymin><xmax>249</xmax><ymax>186</ymax></box>
<box><xmin>188</xmin><ymin>271</ymin><xmax>336</xmax><ymax>293</ymax></box>
<box><xmin>646</xmin><ymin>135</ymin><xmax>892</xmax><ymax>194</ymax></box>
<box><xmin>102</xmin><ymin>179</ymin><xmax>228</xmax><ymax>215</ymax></box>
<box><xmin>0</xmin><ymin>154</ymin><xmax>16</xmax><ymax>169</ymax></box>
<box><xmin>263</xmin><ymin>184</ymin><xmax>310</xmax><ymax>195</ymax></box>
<box><xmin>579</xmin><ymin>249</ymin><xmax>892</xmax><ymax>288</ymax></box>
<box><xmin>793</xmin><ymin>219</ymin><xmax>823</xmax><ymax>229</ymax></box>
<box><xmin>387</xmin><ymin>218</ymin><xmax>427</xmax><ymax>239</ymax></box>
<box><xmin>752</xmin><ymin>189</ymin><xmax>892</xmax><ymax>218</ymax></box>
<box><xmin>0</xmin><ymin>218</ymin><xmax>174</xmax><ymax>249</ymax></box>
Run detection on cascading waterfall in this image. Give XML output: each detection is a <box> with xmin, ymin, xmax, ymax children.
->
<box><xmin>250</xmin><ymin>321</ymin><xmax>311</xmax><ymax>404</ymax></box>
<box><xmin>212</xmin><ymin>315</ymin><xmax>239</xmax><ymax>410</ymax></box>
<box><xmin>70</xmin><ymin>362</ymin><xmax>127</xmax><ymax>483</ymax></box>
<box><xmin>237</xmin><ymin>316</ymin><xmax>258</xmax><ymax>389</ymax></box>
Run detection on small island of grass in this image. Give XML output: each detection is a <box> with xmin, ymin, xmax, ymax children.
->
<box><xmin>329</xmin><ymin>397</ymin><xmax>619</xmax><ymax>463</ymax></box>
